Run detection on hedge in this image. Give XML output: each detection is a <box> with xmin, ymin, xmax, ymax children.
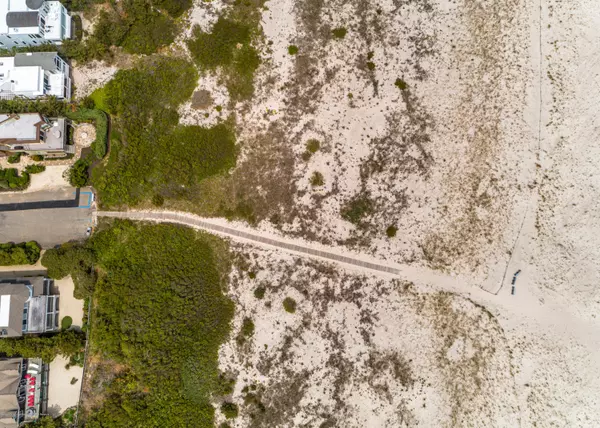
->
<box><xmin>0</xmin><ymin>241</ymin><xmax>41</xmax><ymax>265</ymax></box>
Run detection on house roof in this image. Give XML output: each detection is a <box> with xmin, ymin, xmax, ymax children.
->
<box><xmin>0</xmin><ymin>358</ymin><xmax>21</xmax><ymax>428</ymax></box>
<box><xmin>5</xmin><ymin>12</ymin><xmax>38</xmax><ymax>29</ymax></box>
<box><xmin>0</xmin><ymin>278</ymin><xmax>45</xmax><ymax>338</ymax></box>
<box><xmin>0</xmin><ymin>113</ymin><xmax>43</xmax><ymax>142</ymax></box>
<box><xmin>14</xmin><ymin>52</ymin><xmax>59</xmax><ymax>73</ymax></box>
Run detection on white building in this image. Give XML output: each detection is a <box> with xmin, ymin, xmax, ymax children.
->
<box><xmin>0</xmin><ymin>52</ymin><xmax>71</xmax><ymax>99</ymax></box>
<box><xmin>0</xmin><ymin>0</ymin><xmax>71</xmax><ymax>48</ymax></box>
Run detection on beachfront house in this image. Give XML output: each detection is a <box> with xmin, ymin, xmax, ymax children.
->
<box><xmin>0</xmin><ymin>52</ymin><xmax>71</xmax><ymax>99</ymax></box>
<box><xmin>0</xmin><ymin>0</ymin><xmax>71</xmax><ymax>48</ymax></box>
<box><xmin>0</xmin><ymin>277</ymin><xmax>59</xmax><ymax>337</ymax></box>
<box><xmin>0</xmin><ymin>357</ymin><xmax>48</xmax><ymax>427</ymax></box>
<box><xmin>0</xmin><ymin>112</ymin><xmax>71</xmax><ymax>157</ymax></box>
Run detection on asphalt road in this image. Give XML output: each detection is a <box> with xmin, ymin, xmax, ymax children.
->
<box><xmin>0</xmin><ymin>187</ymin><xmax>95</xmax><ymax>248</ymax></box>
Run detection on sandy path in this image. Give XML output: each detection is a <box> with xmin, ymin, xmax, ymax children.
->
<box><xmin>96</xmin><ymin>210</ymin><xmax>464</xmax><ymax>285</ymax></box>
<box><xmin>47</xmin><ymin>356</ymin><xmax>83</xmax><ymax>417</ymax></box>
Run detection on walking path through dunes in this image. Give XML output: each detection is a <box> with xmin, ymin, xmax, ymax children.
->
<box><xmin>96</xmin><ymin>210</ymin><xmax>455</xmax><ymax>284</ymax></box>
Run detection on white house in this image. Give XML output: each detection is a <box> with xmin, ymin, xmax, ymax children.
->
<box><xmin>0</xmin><ymin>52</ymin><xmax>71</xmax><ymax>99</ymax></box>
<box><xmin>0</xmin><ymin>0</ymin><xmax>71</xmax><ymax>48</ymax></box>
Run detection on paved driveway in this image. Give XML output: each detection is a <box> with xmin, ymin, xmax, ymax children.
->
<box><xmin>0</xmin><ymin>187</ymin><xmax>95</xmax><ymax>248</ymax></box>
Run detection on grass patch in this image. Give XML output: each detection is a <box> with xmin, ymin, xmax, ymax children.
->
<box><xmin>241</xmin><ymin>317</ymin><xmax>255</xmax><ymax>337</ymax></box>
<box><xmin>306</xmin><ymin>139</ymin><xmax>320</xmax><ymax>153</ymax></box>
<box><xmin>341</xmin><ymin>193</ymin><xmax>374</xmax><ymax>225</ymax></box>
<box><xmin>0</xmin><ymin>241</ymin><xmax>40</xmax><ymax>265</ymax></box>
<box><xmin>254</xmin><ymin>287</ymin><xmax>265</xmax><ymax>299</ymax></box>
<box><xmin>221</xmin><ymin>402</ymin><xmax>239</xmax><ymax>419</ymax></box>
<box><xmin>395</xmin><ymin>78</ymin><xmax>408</xmax><ymax>90</ymax></box>
<box><xmin>386</xmin><ymin>225</ymin><xmax>398</xmax><ymax>237</ymax></box>
<box><xmin>288</xmin><ymin>45</ymin><xmax>299</xmax><ymax>55</ymax></box>
<box><xmin>56</xmin><ymin>220</ymin><xmax>235</xmax><ymax>427</ymax></box>
<box><xmin>89</xmin><ymin>87</ymin><xmax>109</xmax><ymax>112</ymax></box>
<box><xmin>283</xmin><ymin>297</ymin><xmax>297</xmax><ymax>313</ymax></box>
<box><xmin>187</xmin><ymin>18</ymin><xmax>261</xmax><ymax>101</ymax></box>
<box><xmin>310</xmin><ymin>171</ymin><xmax>324</xmax><ymax>187</ymax></box>
<box><xmin>331</xmin><ymin>27</ymin><xmax>347</xmax><ymax>39</ymax></box>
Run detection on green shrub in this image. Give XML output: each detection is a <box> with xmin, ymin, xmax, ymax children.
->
<box><xmin>221</xmin><ymin>402</ymin><xmax>239</xmax><ymax>419</ymax></box>
<box><xmin>283</xmin><ymin>297</ymin><xmax>296</xmax><ymax>313</ymax></box>
<box><xmin>306</xmin><ymin>139</ymin><xmax>320</xmax><ymax>153</ymax></box>
<box><xmin>61</xmin><ymin>316</ymin><xmax>73</xmax><ymax>330</ymax></box>
<box><xmin>7</xmin><ymin>153</ymin><xmax>21</xmax><ymax>164</ymax></box>
<box><xmin>331</xmin><ymin>27</ymin><xmax>347</xmax><ymax>39</ymax></box>
<box><xmin>65</xmin><ymin>351</ymin><xmax>84</xmax><ymax>369</ymax></box>
<box><xmin>0</xmin><ymin>168</ymin><xmax>29</xmax><ymax>190</ymax></box>
<box><xmin>254</xmin><ymin>287</ymin><xmax>265</xmax><ymax>299</ymax></box>
<box><xmin>395</xmin><ymin>78</ymin><xmax>408</xmax><ymax>90</ymax></box>
<box><xmin>367</xmin><ymin>61</ymin><xmax>376</xmax><ymax>70</ymax></box>
<box><xmin>288</xmin><ymin>45</ymin><xmax>299</xmax><ymax>55</ymax></box>
<box><xmin>0</xmin><ymin>241</ymin><xmax>41</xmax><ymax>265</ymax></box>
<box><xmin>241</xmin><ymin>317</ymin><xmax>255</xmax><ymax>337</ymax></box>
<box><xmin>341</xmin><ymin>194</ymin><xmax>373</xmax><ymax>225</ymax></box>
<box><xmin>31</xmin><ymin>155</ymin><xmax>44</xmax><ymax>162</ymax></box>
<box><xmin>386</xmin><ymin>225</ymin><xmax>398</xmax><ymax>237</ymax></box>
<box><xmin>67</xmin><ymin>159</ymin><xmax>89</xmax><ymax>188</ymax></box>
<box><xmin>310</xmin><ymin>171</ymin><xmax>324</xmax><ymax>187</ymax></box>
<box><xmin>24</xmin><ymin>164</ymin><xmax>45</xmax><ymax>174</ymax></box>
<box><xmin>41</xmin><ymin>244</ymin><xmax>96</xmax><ymax>299</ymax></box>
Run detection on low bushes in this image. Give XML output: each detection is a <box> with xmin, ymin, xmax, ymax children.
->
<box><xmin>93</xmin><ymin>57</ymin><xmax>239</xmax><ymax>208</ymax></box>
<box><xmin>187</xmin><ymin>18</ymin><xmax>261</xmax><ymax>100</ymax></box>
<box><xmin>61</xmin><ymin>0</ymin><xmax>187</xmax><ymax>62</ymax></box>
<box><xmin>341</xmin><ymin>193</ymin><xmax>374</xmax><ymax>226</ymax></box>
<box><xmin>24</xmin><ymin>164</ymin><xmax>45</xmax><ymax>174</ymax></box>
<box><xmin>0</xmin><ymin>168</ymin><xmax>29</xmax><ymax>190</ymax></box>
<box><xmin>7</xmin><ymin>153</ymin><xmax>22</xmax><ymax>164</ymax></box>
<box><xmin>0</xmin><ymin>241</ymin><xmax>41</xmax><ymax>265</ymax></box>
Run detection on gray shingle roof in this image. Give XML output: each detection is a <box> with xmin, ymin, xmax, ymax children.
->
<box><xmin>14</xmin><ymin>52</ymin><xmax>59</xmax><ymax>72</ymax></box>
